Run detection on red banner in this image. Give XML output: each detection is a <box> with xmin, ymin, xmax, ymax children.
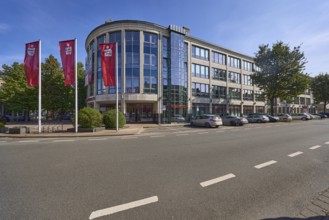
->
<box><xmin>99</xmin><ymin>43</ymin><xmax>116</xmax><ymax>86</ymax></box>
<box><xmin>24</xmin><ymin>41</ymin><xmax>39</xmax><ymax>87</ymax></box>
<box><xmin>59</xmin><ymin>39</ymin><xmax>75</xmax><ymax>86</ymax></box>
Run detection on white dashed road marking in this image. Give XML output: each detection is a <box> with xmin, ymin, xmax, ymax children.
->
<box><xmin>254</xmin><ymin>160</ymin><xmax>277</xmax><ymax>169</ymax></box>
<box><xmin>200</xmin><ymin>173</ymin><xmax>236</xmax><ymax>187</ymax></box>
<box><xmin>325</xmin><ymin>141</ymin><xmax>329</xmax><ymax>145</ymax></box>
<box><xmin>309</xmin><ymin>145</ymin><xmax>321</xmax><ymax>150</ymax></box>
<box><xmin>88</xmin><ymin>138</ymin><xmax>107</xmax><ymax>141</ymax></box>
<box><xmin>53</xmin><ymin>139</ymin><xmax>75</xmax><ymax>142</ymax></box>
<box><xmin>19</xmin><ymin>140</ymin><xmax>40</xmax><ymax>143</ymax></box>
<box><xmin>150</xmin><ymin>135</ymin><xmax>165</xmax><ymax>138</ymax></box>
<box><xmin>198</xmin><ymin>132</ymin><xmax>208</xmax><ymax>134</ymax></box>
<box><xmin>121</xmin><ymin>137</ymin><xmax>138</xmax><ymax>140</ymax></box>
<box><xmin>89</xmin><ymin>196</ymin><xmax>158</xmax><ymax>220</ymax></box>
<box><xmin>176</xmin><ymin>134</ymin><xmax>189</xmax><ymax>136</ymax></box>
<box><xmin>288</xmin><ymin>151</ymin><xmax>303</xmax><ymax>157</ymax></box>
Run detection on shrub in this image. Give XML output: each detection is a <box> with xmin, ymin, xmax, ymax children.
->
<box><xmin>0</xmin><ymin>122</ymin><xmax>5</xmax><ymax>128</ymax></box>
<box><xmin>76</xmin><ymin>107</ymin><xmax>103</xmax><ymax>128</ymax></box>
<box><xmin>103</xmin><ymin>109</ymin><xmax>126</xmax><ymax>129</ymax></box>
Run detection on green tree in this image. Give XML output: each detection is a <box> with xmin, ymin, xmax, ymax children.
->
<box><xmin>0</xmin><ymin>62</ymin><xmax>38</xmax><ymax>120</ymax></box>
<box><xmin>42</xmin><ymin>55</ymin><xmax>73</xmax><ymax>119</ymax></box>
<box><xmin>252</xmin><ymin>41</ymin><xmax>310</xmax><ymax>115</ymax></box>
<box><xmin>310</xmin><ymin>73</ymin><xmax>329</xmax><ymax>113</ymax></box>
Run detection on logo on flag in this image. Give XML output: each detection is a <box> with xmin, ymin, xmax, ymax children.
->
<box><xmin>27</xmin><ymin>45</ymin><xmax>35</xmax><ymax>56</ymax></box>
<box><xmin>104</xmin><ymin>46</ymin><xmax>112</xmax><ymax>57</ymax></box>
<box><xmin>65</xmin><ymin>43</ymin><xmax>72</xmax><ymax>55</ymax></box>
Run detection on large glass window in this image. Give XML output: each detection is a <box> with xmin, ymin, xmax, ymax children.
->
<box><xmin>108</xmin><ymin>31</ymin><xmax>122</xmax><ymax>94</ymax></box>
<box><xmin>228</xmin><ymin>71</ymin><xmax>241</xmax><ymax>84</ymax></box>
<box><xmin>192</xmin><ymin>103</ymin><xmax>210</xmax><ymax>116</ymax></box>
<box><xmin>144</xmin><ymin>32</ymin><xmax>158</xmax><ymax>94</ymax></box>
<box><xmin>212</xmin><ymin>104</ymin><xmax>227</xmax><ymax>115</ymax></box>
<box><xmin>97</xmin><ymin>35</ymin><xmax>106</xmax><ymax>95</ymax></box>
<box><xmin>212</xmin><ymin>51</ymin><xmax>226</xmax><ymax>65</ymax></box>
<box><xmin>212</xmin><ymin>68</ymin><xmax>226</xmax><ymax>81</ymax></box>
<box><xmin>191</xmin><ymin>63</ymin><xmax>209</xmax><ymax>79</ymax></box>
<box><xmin>229</xmin><ymin>88</ymin><xmax>241</xmax><ymax>100</ymax></box>
<box><xmin>243</xmin><ymin>89</ymin><xmax>253</xmax><ymax>101</ymax></box>
<box><xmin>212</xmin><ymin>85</ymin><xmax>226</xmax><ymax>99</ymax></box>
<box><xmin>192</xmin><ymin>82</ymin><xmax>209</xmax><ymax>97</ymax></box>
<box><xmin>88</xmin><ymin>40</ymin><xmax>95</xmax><ymax>96</ymax></box>
<box><xmin>242</xmin><ymin>74</ymin><xmax>252</xmax><ymax>86</ymax></box>
<box><xmin>192</xmin><ymin>45</ymin><xmax>209</xmax><ymax>61</ymax></box>
<box><xmin>243</xmin><ymin>61</ymin><xmax>253</xmax><ymax>71</ymax></box>
<box><xmin>125</xmin><ymin>31</ymin><xmax>140</xmax><ymax>93</ymax></box>
<box><xmin>228</xmin><ymin>56</ymin><xmax>241</xmax><ymax>69</ymax></box>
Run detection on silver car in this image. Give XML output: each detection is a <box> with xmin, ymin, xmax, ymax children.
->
<box><xmin>190</xmin><ymin>114</ymin><xmax>223</xmax><ymax>128</ymax></box>
<box><xmin>221</xmin><ymin>115</ymin><xmax>245</xmax><ymax>126</ymax></box>
<box><xmin>247</xmin><ymin>114</ymin><xmax>270</xmax><ymax>123</ymax></box>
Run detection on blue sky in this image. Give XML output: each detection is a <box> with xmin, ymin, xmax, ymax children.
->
<box><xmin>1</xmin><ymin>0</ymin><xmax>329</xmax><ymax>76</ymax></box>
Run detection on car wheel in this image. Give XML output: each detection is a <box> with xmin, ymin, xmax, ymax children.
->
<box><xmin>301</xmin><ymin>117</ymin><xmax>306</xmax><ymax>121</ymax></box>
<box><xmin>205</xmin><ymin>122</ymin><xmax>211</xmax><ymax>128</ymax></box>
<box><xmin>190</xmin><ymin>121</ymin><xmax>194</xmax><ymax>126</ymax></box>
<box><xmin>215</xmin><ymin>126</ymin><xmax>219</xmax><ymax>128</ymax></box>
<box><xmin>257</xmin><ymin>119</ymin><xmax>262</xmax><ymax>123</ymax></box>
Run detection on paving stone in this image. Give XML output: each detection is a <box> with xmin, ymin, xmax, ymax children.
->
<box><xmin>313</xmin><ymin>199</ymin><xmax>329</xmax><ymax>213</ymax></box>
<box><xmin>307</xmin><ymin>204</ymin><xmax>327</xmax><ymax>216</ymax></box>
<box><xmin>300</xmin><ymin>208</ymin><xmax>317</xmax><ymax>217</ymax></box>
<box><xmin>319</xmin><ymin>195</ymin><xmax>329</xmax><ymax>204</ymax></box>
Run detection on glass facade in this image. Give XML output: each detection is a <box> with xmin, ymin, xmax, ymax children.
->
<box><xmin>125</xmin><ymin>31</ymin><xmax>140</xmax><ymax>93</ymax></box>
<box><xmin>192</xmin><ymin>82</ymin><xmax>209</xmax><ymax>97</ymax></box>
<box><xmin>164</xmin><ymin>31</ymin><xmax>188</xmax><ymax>122</ymax></box>
<box><xmin>97</xmin><ymin>35</ymin><xmax>106</xmax><ymax>95</ymax></box>
<box><xmin>192</xmin><ymin>45</ymin><xmax>209</xmax><ymax>60</ymax></box>
<box><xmin>212</xmin><ymin>85</ymin><xmax>226</xmax><ymax>99</ymax></box>
<box><xmin>212</xmin><ymin>68</ymin><xmax>226</xmax><ymax>81</ymax></box>
<box><xmin>109</xmin><ymin>31</ymin><xmax>122</xmax><ymax>93</ymax></box>
<box><xmin>191</xmin><ymin>64</ymin><xmax>209</xmax><ymax>79</ymax></box>
<box><xmin>144</xmin><ymin>32</ymin><xmax>158</xmax><ymax>93</ymax></box>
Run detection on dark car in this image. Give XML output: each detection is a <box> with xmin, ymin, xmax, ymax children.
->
<box><xmin>0</xmin><ymin>115</ymin><xmax>10</xmax><ymax>122</ymax></box>
<box><xmin>265</xmin><ymin>115</ymin><xmax>279</xmax><ymax>122</ymax></box>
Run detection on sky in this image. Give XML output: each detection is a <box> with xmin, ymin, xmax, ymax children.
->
<box><xmin>1</xmin><ymin>0</ymin><xmax>329</xmax><ymax>76</ymax></box>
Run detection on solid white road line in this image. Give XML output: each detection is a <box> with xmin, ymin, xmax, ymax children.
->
<box><xmin>19</xmin><ymin>140</ymin><xmax>40</xmax><ymax>143</ymax></box>
<box><xmin>309</xmin><ymin>145</ymin><xmax>321</xmax><ymax>150</ymax></box>
<box><xmin>200</xmin><ymin>173</ymin><xmax>236</xmax><ymax>187</ymax></box>
<box><xmin>254</xmin><ymin>160</ymin><xmax>277</xmax><ymax>169</ymax></box>
<box><xmin>53</xmin><ymin>139</ymin><xmax>75</xmax><ymax>142</ymax></box>
<box><xmin>150</xmin><ymin>135</ymin><xmax>165</xmax><ymax>138</ymax></box>
<box><xmin>288</xmin><ymin>151</ymin><xmax>303</xmax><ymax>157</ymax></box>
<box><xmin>325</xmin><ymin>141</ymin><xmax>329</xmax><ymax>145</ymax></box>
<box><xmin>88</xmin><ymin>138</ymin><xmax>107</xmax><ymax>141</ymax></box>
<box><xmin>89</xmin><ymin>196</ymin><xmax>158</xmax><ymax>220</ymax></box>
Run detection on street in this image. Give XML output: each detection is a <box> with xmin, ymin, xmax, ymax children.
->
<box><xmin>1</xmin><ymin>120</ymin><xmax>329</xmax><ymax>219</ymax></box>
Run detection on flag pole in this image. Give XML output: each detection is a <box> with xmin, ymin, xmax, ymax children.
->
<box><xmin>116</xmin><ymin>42</ymin><xmax>118</xmax><ymax>132</ymax></box>
<box><xmin>38</xmin><ymin>40</ymin><xmax>42</xmax><ymax>134</ymax></box>
<box><xmin>75</xmin><ymin>38</ymin><xmax>78</xmax><ymax>133</ymax></box>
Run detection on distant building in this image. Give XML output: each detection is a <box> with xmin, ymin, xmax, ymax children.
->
<box><xmin>85</xmin><ymin>20</ymin><xmax>315</xmax><ymax>123</ymax></box>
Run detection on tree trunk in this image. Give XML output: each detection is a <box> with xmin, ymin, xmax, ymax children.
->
<box><xmin>270</xmin><ymin>98</ymin><xmax>275</xmax><ymax>116</ymax></box>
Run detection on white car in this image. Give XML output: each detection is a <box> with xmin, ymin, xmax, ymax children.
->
<box><xmin>190</xmin><ymin>114</ymin><xmax>223</xmax><ymax>128</ymax></box>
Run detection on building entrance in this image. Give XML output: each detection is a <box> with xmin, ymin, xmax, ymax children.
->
<box><xmin>126</xmin><ymin>103</ymin><xmax>154</xmax><ymax>123</ymax></box>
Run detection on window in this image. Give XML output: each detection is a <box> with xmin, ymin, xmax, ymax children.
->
<box><xmin>300</xmin><ymin>97</ymin><xmax>306</xmax><ymax>105</ymax></box>
<box><xmin>242</xmin><ymin>74</ymin><xmax>252</xmax><ymax>86</ymax></box>
<box><xmin>108</xmin><ymin>31</ymin><xmax>122</xmax><ymax>94</ymax></box>
<box><xmin>192</xmin><ymin>45</ymin><xmax>209</xmax><ymax>60</ymax></box>
<box><xmin>212</xmin><ymin>85</ymin><xmax>226</xmax><ymax>99</ymax></box>
<box><xmin>243</xmin><ymin>89</ymin><xmax>253</xmax><ymax>101</ymax></box>
<box><xmin>212</xmin><ymin>51</ymin><xmax>226</xmax><ymax>65</ymax></box>
<box><xmin>192</xmin><ymin>82</ymin><xmax>209</xmax><ymax>97</ymax></box>
<box><xmin>243</xmin><ymin>61</ymin><xmax>253</xmax><ymax>71</ymax></box>
<box><xmin>228</xmin><ymin>71</ymin><xmax>241</xmax><ymax>84</ymax></box>
<box><xmin>144</xmin><ymin>32</ymin><xmax>158</xmax><ymax>94</ymax></box>
<box><xmin>229</xmin><ymin>88</ymin><xmax>241</xmax><ymax>100</ymax></box>
<box><xmin>125</xmin><ymin>31</ymin><xmax>140</xmax><ymax>93</ymax></box>
<box><xmin>97</xmin><ymin>35</ymin><xmax>106</xmax><ymax>95</ymax></box>
<box><xmin>191</xmin><ymin>63</ymin><xmax>209</xmax><ymax>79</ymax></box>
<box><xmin>228</xmin><ymin>56</ymin><xmax>241</xmax><ymax>69</ymax></box>
<box><xmin>212</xmin><ymin>68</ymin><xmax>226</xmax><ymax>81</ymax></box>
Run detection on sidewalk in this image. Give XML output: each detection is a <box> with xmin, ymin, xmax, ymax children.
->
<box><xmin>0</xmin><ymin>122</ymin><xmax>187</xmax><ymax>138</ymax></box>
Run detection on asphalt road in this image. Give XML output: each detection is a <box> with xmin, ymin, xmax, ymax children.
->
<box><xmin>1</xmin><ymin>120</ymin><xmax>329</xmax><ymax>219</ymax></box>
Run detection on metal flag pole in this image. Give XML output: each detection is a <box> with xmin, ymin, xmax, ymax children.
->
<box><xmin>38</xmin><ymin>40</ymin><xmax>42</xmax><ymax>134</ymax></box>
<box><xmin>116</xmin><ymin>42</ymin><xmax>119</xmax><ymax>132</ymax></box>
<box><xmin>75</xmin><ymin>38</ymin><xmax>78</xmax><ymax>133</ymax></box>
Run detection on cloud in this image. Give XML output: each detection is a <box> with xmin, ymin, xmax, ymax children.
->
<box><xmin>0</xmin><ymin>23</ymin><xmax>11</xmax><ymax>33</ymax></box>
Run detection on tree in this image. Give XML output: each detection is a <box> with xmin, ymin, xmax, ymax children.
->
<box><xmin>252</xmin><ymin>41</ymin><xmax>310</xmax><ymax>115</ymax></box>
<box><xmin>310</xmin><ymin>73</ymin><xmax>329</xmax><ymax>113</ymax></box>
<box><xmin>0</xmin><ymin>62</ymin><xmax>38</xmax><ymax>120</ymax></box>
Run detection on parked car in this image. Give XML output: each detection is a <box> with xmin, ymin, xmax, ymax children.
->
<box><xmin>0</xmin><ymin>115</ymin><xmax>10</xmax><ymax>122</ymax></box>
<box><xmin>221</xmin><ymin>115</ymin><xmax>244</xmax><ymax>126</ymax></box>
<box><xmin>291</xmin><ymin>113</ymin><xmax>311</xmax><ymax>121</ymax></box>
<box><xmin>316</xmin><ymin>113</ymin><xmax>327</xmax><ymax>119</ymax></box>
<box><xmin>277</xmin><ymin>114</ymin><xmax>292</xmax><ymax>122</ymax></box>
<box><xmin>247</xmin><ymin>114</ymin><xmax>269</xmax><ymax>123</ymax></box>
<box><xmin>190</xmin><ymin>114</ymin><xmax>222</xmax><ymax>128</ymax></box>
<box><xmin>265</xmin><ymin>115</ymin><xmax>279</xmax><ymax>122</ymax></box>
<box><xmin>305</xmin><ymin>113</ymin><xmax>321</xmax><ymax>120</ymax></box>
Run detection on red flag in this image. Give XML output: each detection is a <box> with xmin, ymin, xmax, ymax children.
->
<box><xmin>59</xmin><ymin>39</ymin><xmax>75</xmax><ymax>86</ymax></box>
<box><xmin>99</xmin><ymin>43</ymin><xmax>116</xmax><ymax>86</ymax></box>
<box><xmin>24</xmin><ymin>41</ymin><xmax>39</xmax><ymax>87</ymax></box>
